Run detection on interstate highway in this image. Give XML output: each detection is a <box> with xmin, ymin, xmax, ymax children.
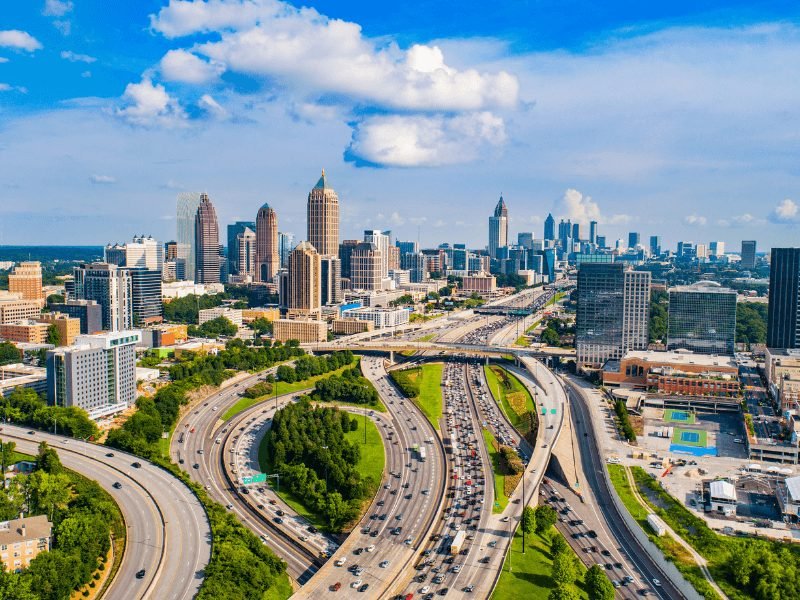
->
<box><xmin>1</xmin><ymin>424</ymin><xmax>210</xmax><ymax>600</ymax></box>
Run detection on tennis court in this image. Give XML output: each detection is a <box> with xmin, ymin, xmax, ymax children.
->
<box><xmin>664</xmin><ymin>409</ymin><xmax>696</xmax><ymax>424</ymax></box>
<box><xmin>671</xmin><ymin>427</ymin><xmax>707</xmax><ymax>447</ymax></box>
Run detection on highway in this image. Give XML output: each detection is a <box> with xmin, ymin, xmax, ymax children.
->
<box><xmin>294</xmin><ymin>355</ymin><xmax>446</xmax><ymax>598</ymax></box>
<box><xmin>0</xmin><ymin>424</ymin><xmax>210</xmax><ymax>600</ymax></box>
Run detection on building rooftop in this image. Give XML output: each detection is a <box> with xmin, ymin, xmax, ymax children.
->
<box><xmin>621</xmin><ymin>350</ymin><xmax>737</xmax><ymax>370</ymax></box>
<box><xmin>709</xmin><ymin>480</ymin><xmax>736</xmax><ymax>501</ymax></box>
<box><xmin>785</xmin><ymin>476</ymin><xmax>800</xmax><ymax>503</ymax></box>
<box><xmin>670</xmin><ymin>281</ymin><xmax>735</xmax><ymax>294</ymax></box>
<box><xmin>0</xmin><ymin>515</ymin><xmax>52</xmax><ymax>545</ymax></box>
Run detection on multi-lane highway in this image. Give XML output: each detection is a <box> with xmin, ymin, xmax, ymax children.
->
<box><xmin>0</xmin><ymin>424</ymin><xmax>210</xmax><ymax>600</ymax></box>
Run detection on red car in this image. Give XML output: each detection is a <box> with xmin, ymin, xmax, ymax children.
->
<box><xmin>331</xmin><ymin>582</ymin><xmax>341</xmax><ymax>592</ymax></box>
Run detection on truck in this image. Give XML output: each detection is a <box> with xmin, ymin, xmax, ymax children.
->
<box><xmin>647</xmin><ymin>513</ymin><xmax>666</xmax><ymax>537</ymax></box>
<box><xmin>419</xmin><ymin>446</ymin><xmax>427</xmax><ymax>462</ymax></box>
<box><xmin>450</xmin><ymin>530</ymin><xmax>466</xmax><ymax>555</ymax></box>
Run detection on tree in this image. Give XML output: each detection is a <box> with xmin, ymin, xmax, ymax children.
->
<box><xmin>250</xmin><ymin>318</ymin><xmax>273</xmax><ymax>336</ymax></box>
<box><xmin>0</xmin><ymin>567</ymin><xmax>38</xmax><ymax>600</ymax></box>
<box><xmin>585</xmin><ymin>564</ymin><xmax>615</xmax><ymax>600</ymax></box>
<box><xmin>535</xmin><ymin>504</ymin><xmax>558</xmax><ymax>533</ymax></box>
<box><xmin>541</xmin><ymin>327</ymin><xmax>560</xmax><ymax>346</ymax></box>
<box><xmin>46</xmin><ymin>293</ymin><xmax>64</xmax><ymax>306</ymax></box>
<box><xmin>0</xmin><ymin>341</ymin><xmax>22</xmax><ymax>366</ymax></box>
<box><xmin>548</xmin><ymin>584</ymin><xmax>580</xmax><ymax>600</ymax></box>
<box><xmin>552</xmin><ymin>550</ymin><xmax>578</xmax><ymax>585</ymax></box>
<box><xmin>0</xmin><ymin>440</ymin><xmax>16</xmax><ymax>474</ymax></box>
<box><xmin>550</xmin><ymin>533</ymin><xmax>569</xmax><ymax>555</ymax></box>
<box><xmin>36</xmin><ymin>442</ymin><xmax>62</xmax><ymax>474</ymax></box>
<box><xmin>522</xmin><ymin>506</ymin><xmax>536</xmax><ymax>536</ymax></box>
<box><xmin>45</xmin><ymin>324</ymin><xmax>61</xmax><ymax>347</ymax></box>
<box><xmin>29</xmin><ymin>471</ymin><xmax>73</xmax><ymax>521</ymax></box>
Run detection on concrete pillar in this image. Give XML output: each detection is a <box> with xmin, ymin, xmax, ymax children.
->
<box><xmin>389</xmin><ymin>350</ymin><xmax>394</xmax><ymax>365</ymax></box>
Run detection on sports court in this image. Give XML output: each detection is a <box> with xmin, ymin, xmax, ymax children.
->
<box><xmin>664</xmin><ymin>409</ymin><xmax>696</xmax><ymax>424</ymax></box>
<box><xmin>669</xmin><ymin>426</ymin><xmax>716</xmax><ymax>456</ymax></box>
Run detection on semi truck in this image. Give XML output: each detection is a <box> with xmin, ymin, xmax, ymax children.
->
<box><xmin>419</xmin><ymin>446</ymin><xmax>427</xmax><ymax>462</ymax></box>
<box><xmin>450</xmin><ymin>530</ymin><xmax>466</xmax><ymax>555</ymax></box>
<box><xmin>647</xmin><ymin>513</ymin><xmax>666</xmax><ymax>537</ymax></box>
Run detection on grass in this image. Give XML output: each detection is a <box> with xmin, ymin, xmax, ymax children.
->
<box><xmin>514</xmin><ymin>335</ymin><xmax>531</xmax><ymax>347</ymax></box>
<box><xmin>395</xmin><ymin>363</ymin><xmax>444</xmax><ymax>430</ymax></box>
<box><xmin>258</xmin><ymin>415</ymin><xmax>385</xmax><ymax>532</ymax></box>
<box><xmin>419</xmin><ymin>333</ymin><xmax>436</xmax><ymax>342</ymax></box>
<box><xmin>262</xmin><ymin>575</ymin><xmax>293</xmax><ymax>600</ymax></box>
<box><xmin>482</xmin><ymin>428</ymin><xmax>509</xmax><ymax>513</ymax></box>
<box><xmin>665</xmin><ymin>409</ymin><xmax>697</xmax><ymax>425</ymax></box>
<box><xmin>484</xmin><ymin>364</ymin><xmax>536</xmax><ymax>435</ymax></box>
<box><xmin>492</xmin><ymin>526</ymin><xmax>588</xmax><ymax>600</ymax></box>
<box><xmin>671</xmin><ymin>427</ymin><xmax>707</xmax><ymax>447</ymax></box>
<box><xmin>221</xmin><ymin>358</ymin><xmax>360</xmax><ymax>421</ymax></box>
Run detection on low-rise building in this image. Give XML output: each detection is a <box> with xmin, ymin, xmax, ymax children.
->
<box><xmin>198</xmin><ymin>307</ymin><xmax>243</xmax><ymax>327</ymax></box>
<box><xmin>331</xmin><ymin>318</ymin><xmax>374</xmax><ymax>335</ymax></box>
<box><xmin>48</xmin><ymin>300</ymin><xmax>103</xmax><ymax>335</ymax></box>
<box><xmin>37</xmin><ymin>312</ymin><xmax>81</xmax><ymax>346</ymax></box>
<box><xmin>0</xmin><ymin>363</ymin><xmax>47</xmax><ymax>398</ymax></box>
<box><xmin>707</xmin><ymin>480</ymin><xmax>737</xmax><ymax>515</ymax></box>
<box><xmin>764</xmin><ymin>348</ymin><xmax>800</xmax><ymax>412</ymax></box>
<box><xmin>273</xmin><ymin>319</ymin><xmax>327</xmax><ymax>343</ymax></box>
<box><xmin>161</xmin><ymin>281</ymin><xmax>225</xmax><ymax>299</ymax></box>
<box><xmin>139</xmin><ymin>323</ymin><xmax>189</xmax><ymax>348</ymax></box>
<box><xmin>0</xmin><ymin>320</ymin><xmax>49</xmax><ymax>344</ymax></box>
<box><xmin>0</xmin><ymin>515</ymin><xmax>52</xmax><ymax>572</ymax></box>
<box><xmin>242</xmin><ymin>307</ymin><xmax>280</xmax><ymax>324</ymax></box>
<box><xmin>778</xmin><ymin>476</ymin><xmax>800</xmax><ymax>520</ymax></box>
<box><xmin>0</xmin><ymin>296</ymin><xmax>42</xmax><ymax>325</ymax></box>
<box><xmin>341</xmin><ymin>306</ymin><xmax>410</xmax><ymax>329</ymax></box>
<box><xmin>461</xmin><ymin>273</ymin><xmax>496</xmax><ymax>294</ymax></box>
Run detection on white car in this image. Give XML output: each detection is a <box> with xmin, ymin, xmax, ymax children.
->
<box><xmin>420</xmin><ymin>586</ymin><xmax>430</xmax><ymax>594</ymax></box>
<box><xmin>366</xmin><ymin>545</ymin><xmax>375</xmax><ymax>552</ymax></box>
<box><xmin>212</xmin><ymin>406</ymin><xmax>218</xmax><ymax>411</ymax></box>
<box><xmin>351</xmin><ymin>579</ymin><xmax>363</xmax><ymax>589</ymax></box>
<box><xmin>501</xmin><ymin>516</ymin><xmax>510</xmax><ymax>522</ymax></box>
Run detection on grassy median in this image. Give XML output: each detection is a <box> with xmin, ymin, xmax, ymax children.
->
<box><xmin>391</xmin><ymin>362</ymin><xmax>444</xmax><ymax>430</ymax></box>
<box><xmin>484</xmin><ymin>364</ymin><xmax>536</xmax><ymax>435</ymax></box>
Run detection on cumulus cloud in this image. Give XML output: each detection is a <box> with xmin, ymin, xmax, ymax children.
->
<box><xmin>553</xmin><ymin>189</ymin><xmax>630</xmax><ymax>227</ymax></box>
<box><xmin>160</xmin><ymin>49</ymin><xmax>224</xmax><ymax>84</ymax></box>
<box><xmin>60</xmin><ymin>50</ymin><xmax>96</xmax><ymax>63</ymax></box>
<box><xmin>90</xmin><ymin>174</ymin><xmax>116</xmax><ymax>184</ymax></box>
<box><xmin>347</xmin><ymin>112</ymin><xmax>506</xmax><ymax>167</ymax></box>
<box><xmin>115</xmin><ymin>78</ymin><xmax>187</xmax><ymax>128</ymax></box>
<box><xmin>684</xmin><ymin>214</ymin><xmax>707</xmax><ymax>226</ymax></box>
<box><xmin>770</xmin><ymin>198</ymin><xmax>799</xmax><ymax>223</ymax></box>
<box><xmin>0</xmin><ymin>30</ymin><xmax>42</xmax><ymax>52</ymax></box>
<box><xmin>717</xmin><ymin>213</ymin><xmax>762</xmax><ymax>227</ymax></box>
<box><xmin>43</xmin><ymin>0</ymin><xmax>73</xmax><ymax>17</ymax></box>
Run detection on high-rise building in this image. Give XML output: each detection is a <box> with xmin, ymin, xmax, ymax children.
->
<box><xmin>518</xmin><ymin>232</ymin><xmax>534</xmax><ymax>249</ymax></box>
<box><xmin>488</xmin><ymin>196</ymin><xmax>508</xmax><ymax>259</ymax></box>
<box><xmin>741</xmin><ymin>240</ymin><xmax>757</xmax><ymax>270</ymax></box>
<box><xmin>401</xmin><ymin>252</ymin><xmax>428</xmax><ymax>283</ymax></box>
<box><xmin>350</xmin><ymin>242</ymin><xmax>384</xmax><ymax>291</ymax></box>
<box><xmin>576</xmin><ymin>263</ymin><xmax>650</xmax><ymax>367</ymax></box>
<box><xmin>195</xmin><ymin>193</ymin><xmax>220</xmax><ymax>283</ymax></box>
<box><xmin>128</xmin><ymin>269</ymin><xmax>163</xmax><ymax>326</ymax></box>
<box><xmin>307</xmin><ymin>170</ymin><xmax>339</xmax><ymax>257</ymax></box>
<box><xmin>572</xmin><ymin>223</ymin><xmax>580</xmax><ymax>242</ymax></box>
<box><xmin>628</xmin><ymin>232</ymin><xmax>641</xmax><ymax>248</ymax></box>
<box><xmin>589</xmin><ymin>221</ymin><xmax>598</xmax><ymax>245</ymax></box>
<box><xmin>649</xmin><ymin>236</ymin><xmax>662</xmax><ymax>256</ymax></box>
<box><xmin>544</xmin><ymin>213</ymin><xmax>555</xmax><ymax>241</ymax></box>
<box><xmin>286</xmin><ymin>241</ymin><xmax>321</xmax><ymax>317</ymax></box>
<box><xmin>49</xmin><ymin>300</ymin><xmax>103</xmax><ymax>335</ymax></box>
<box><xmin>46</xmin><ymin>330</ymin><xmax>140</xmax><ymax>419</ymax></box>
<box><xmin>176</xmin><ymin>192</ymin><xmax>202</xmax><ymax>281</ymax></box>
<box><xmin>667</xmin><ymin>282</ymin><xmax>736</xmax><ymax>355</ymax></box>
<box><xmin>364</xmin><ymin>230</ymin><xmax>390</xmax><ymax>278</ymax></box>
<box><xmin>122</xmin><ymin>235</ymin><xmax>164</xmax><ymax>271</ymax></box>
<box><xmin>72</xmin><ymin>263</ymin><xmax>133</xmax><ymax>332</ymax></box>
<box><xmin>338</xmin><ymin>239</ymin><xmax>360</xmax><ymax>280</ymax></box>
<box><xmin>8</xmin><ymin>261</ymin><xmax>44</xmax><ymax>306</ymax></box>
<box><xmin>767</xmin><ymin>248</ymin><xmax>800</xmax><ymax>349</ymax></box>
<box><xmin>595</xmin><ymin>236</ymin><xmax>607</xmax><ymax>249</ymax></box>
<box><xmin>255</xmin><ymin>204</ymin><xmax>279</xmax><ymax>283</ymax></box>
<box><xmin>396</xmin><ymin>240</ymin><xmax>419</xmax><ymax>255</ymax></box>
<box><xmin>677</xmin><ymin>241</ymin><xmax>695</xmax><ymax>258</ymax></box>
<box><xmin>709</xmin><ymin>241</ymin><xmax>725</xmax><ymax>257</ymax></box>
<box><xmin>278</xmin><ymin>232</ymin><xmax>295</xmax><ymax>268</ymax></box>
<box><xmin>320</xmin><ymin>256</ymin><xmax>342</xmax><ymax>305</ymax></box>
<box><xmin>388</xmin><ymin>246</ymin><xmax>400</xmax><ymax>271</ymax></box>
<box><xmin>235</xmin><ymin>227</ymin><xmax>256</xmax><ymax>279</ymax></box>
<box><xmin>226</xmin><ymin>221</ymin><xmax>255</xmax><ymax>276</ymax></box>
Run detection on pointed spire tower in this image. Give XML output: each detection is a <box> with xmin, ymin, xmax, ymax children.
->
<box><xmin>307</xmin><ymin>168</ymin><xmax>339</xmax><ymax>257</ymax></box>
<box><xmin>488</xmin><ymin>194</ymin><xmax>509</xmax><ymax>259</ymax></box>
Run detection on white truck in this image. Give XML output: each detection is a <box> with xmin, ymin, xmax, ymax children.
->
<box><xmin>450</xmin><ymin>530</ymin><xmax>466</xmax><ymax>555</ymax></box>
<box><xmin>647</xmin><ymin>513</ymin><xmax>666</xmax><ymax>537</ymax></box>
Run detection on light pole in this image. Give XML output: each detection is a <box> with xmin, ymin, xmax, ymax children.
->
<box><xmin>321</xmin><ymin>445</ymin><xmax>329</xmax><ymax>489</ymax></box>
<box><xmin>521</xmin><ymin>465</ymin><xmax>526</xmax><ymax>554</ymax></box>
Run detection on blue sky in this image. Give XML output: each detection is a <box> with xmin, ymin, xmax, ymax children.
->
<box><xmin>1</xmin><ymin>1</ymin><xmax>799</xmax><ymax>251</ymax></box>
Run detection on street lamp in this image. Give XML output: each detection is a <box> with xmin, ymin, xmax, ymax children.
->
<box><xmin>321</xmin><ymin>445</ymin><xmax>329</xmax><ymax>489</ymax></box>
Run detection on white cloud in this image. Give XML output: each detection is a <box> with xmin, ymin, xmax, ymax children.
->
<box><xmin>553</xmin><ymin>188</ymin><xmax>630</xmax><ymax>227</ymax></box>
<box><xmin>347</xmin><ymin>112</ymin><xmax>506</xmax><ymax>167</ymax></box>
<box><xmin>684</xmin><ymin>214</ymin><xmax>707</xmax><ymax>226</ymax></box>
<box><xmin>717</xmin><ymin>213</ymin><xmax>761</xmax><ymax>227</ymax></box>
<box><xmin>0</xmin><ymin>57</ymin><xmax>8</xmax><ymax>63</ymax></box>
<box><xmin>770</xmin><ymin>198</ymin><xmax>799</xmax><ymax>223</ymax></box>
<box><xmin>0</xmin><ymin>83</ymin><xmax>11</xmax><ymax>92</ymax></box>
<box><xmin>0</xmin><ymin>30</ymin><xmax>42</xmax><ymax>52</ymax></box>
<box><xmin>160</xmin><ymin>49</ymin><xmax>224</xmax><ymax>84</ymax></box>
<box><xmin>150</xmin><ymin>0</ymin><xmax>282</xmax><ymax>38</ymax></box>
<box><xmin>0</xmin><ymin>83</ymin><xmax>27</xmax><ymax>93</ymax></box>
<box><xmin>81</xmin><ymin>70</ymin><xmax>91</xmax><ymax>78</ymax></box>
<box><xmin>115</xmin><ymin>78</ymin><xmax>187</xmax><ymax>128</ymax></box>
<box><xmin>61</xmin><ymin>50</ymin><xmax>96</xmax><ymax>63</ymax></box>
<box><xmin>90</xmin><ymin>174</ymin><xmax>116</xmax><ymax>184</ymax></box>
<box><xmin>198</xmin><ymin>94</ymin><xmax>228</xmax><ymax>119</ymax></box>
<box><xmin>43</xmin><ymin>0</ymin><xmax>73</xmax><ymax>17</ymax></box>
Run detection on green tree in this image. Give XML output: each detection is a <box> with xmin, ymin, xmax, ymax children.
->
<box><xmin>736</xmin><ymin>303</ymin><xmax>768</xmax><ymax>346</ymax></box>
<box><xmin>0</xmin><ymin>567</ymin><xmax>38</xmax><ymax>600</ymax></box>
<box><xmin>541</xmin><ymin>327</ymin><xmax>560</xmax><ymax>346</ymax></box>
<box><xmin>521</xmin><ymin>505</ymin><xmax>536</xmax><ymax>537</ymax></box>
<box><xmin>46</xmin><ymin>293</ymin><xmax>64</xmax><ymax>306</ymax></box>
<box><xmin>535</xmin><ymin>504</ymin><xmax>558</xmax><ymax>533</ymax></box>
<box><xmin>0</xmin><ymin>440</ymin><xmax>16</xmax><ymax>473</ymax></box>
<box><xmin>45</xmin><ymin>324</ymin><xmax>61</xmax><ymax>347</ymax></box>
<box><xmin>550</xmin><ymin>532</ymin><xmax>570</xmax><ymax>555</ymax></box>
<box><xmin>648</xmin><ymin>289</ymin><xmax>668</xmax><ymax>343</ymax></box>
<box><xmin>548</xmin><ymin>584</ymin><xmax>580</xmax><ymax>600</ymax></box>
<box><xmin>552</xmin><ymin>550</ymin><xmax>578</xmax><ymax>585</ymax></box>
<box><xmin>36</xmin><ymin>442</ymin><xmax>63</xmax><ymax>474</ymax></box>
<box><xmin>29</xmin><ymin>471</ymin><xmax>73</xmax><ymax>521</ymax></box>
<box><xmin>250</xmin><ymin>318</ymin><xmax>273</xmax><ymax>336</ymax></box>
<box><xmin>0</xmin><ymin>341</ymin><xmax>22</xmax><ymax>366</ymax></box>
<box><xmin>585</xmin><ymin>564</ymin><xmax>615</xmax><ymax>600</ymax></box>
<box><xmin>25</xmin><ymin>549</ymin><xmax>81</xmax><ymax>600</ymax></box>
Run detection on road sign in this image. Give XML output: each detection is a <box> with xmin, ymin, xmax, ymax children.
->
<box><xmin>242</xmin><ymin>473</ymin><xmax>267</xmax><ymax>485</ymax></box>
<box><xmin>550</xmin><ymin>408</ymin><xmax>557</xmax><ymax>414</ymax></box>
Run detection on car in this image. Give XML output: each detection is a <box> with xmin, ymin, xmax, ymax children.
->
<box><xmin>257</xmin><ymin>504</ymin><xmax>264</xmax><ymax>509</ymax></box>
<box><xmin>370</xmin><ymin>530</ymin><xmax>379</xmax><ymax>538</ymax></box>
<box><xmin>112</xmin><ymin>482</ymin><xmax>122</xmax><ymax>489</ymax></box>
<box><xmin>193</xmin><ymin>463</ymin><xmax>200</xmax><ymax>469</ymax></box>
<box><xmin>366</xmin><ymin>545</ymin><xmax>376</xmax><ymax>552</ymax></box>
<box><xmin>308</xmin><ymin>526</ymin><xmax>318</xmax><ymax>533</ymax></box>
<box><xmin>438</xmin><ymin>589</ymin><xmax>449</xmax><ymax>596</ymax></box>
<box><xmin>179</xmin><ymin>458</ymin><xmax>185</xmax><ymax>464</ymax></box>
<box><xmin>652</xmin><ymin>579</ymin><xmax>662</xmax><ymax>587</ymax></box>
<box><xmin>359</xmin><ymin>584</ymin><xmax>369</xmax><ymax>593</ymax></box>
<box><xmin>136</xmin><ymin>569</ymin><xmax>146</xmax><ymax>578</ymax></box>
<box><xmin>380</xmin><ymin>560</ymin><xmax>390</xmax><ymax>568</ymax></box>
<box><xmin>331</xmin><ymin>582</ymin><xmax>342</xmax><ymax>592</ymax></box>
<box><xmin>106</xmin><ymin>452</ymin><xmax>115</xmax><ymax>458</ymax></box>
<box><xmin>197</xmin><ymin>449</ymin><xmax>204</xmax><ymax>455</ymax></box>
<box><xmin>27</xmin><ymin>430</ymin><xmax>35</xmax><ymax>435</ymax></box>
<box><xmin>464</xmin><ymin>585</ymin><xmax>475</xmax><ymax>593</ymax></box>
<box><xmin>420</xmin><ymin>586</ymin><xmax>430</xmax><ymax>594</ymax></box>
<box><xmin>132</xmin><ymin>462</ymin><xmax>142</xmax><ymax>468</ymax></box>
<box><xmin>276</xmin><ymin>509</ymin><xmax>285</xmax><ymax>516</ymax></box>
<box><xmin>226</xmin><ymin>504</ymin><xmax>233</xmax><ymax>510</ymax></box>
<box><xmin>612</xmin><ymin>581</ymin><xmax>620</xmax><ymax>588</ymax></box>
<box><xmin>501</xmin><ymin>516</ymin><xmax>510</xmax><ymax>522</ymax></box>
<box><xmin>351</xmin><ymin>579</ymin><xmax>363</xmax><ymax>589</ymax></box>
<box><xmin>353</xmin><ymin>548</ymin><xmax>363</xmax><ymax>555</ymax></box>
<box><xmin>274</xmin><ymin>517</ymin><xmax>283</xmax><ymax>524</ymax></box>
<box><xmin>601</xmin><ymin>549</ymin><xmax>611</xmax><ymax>556</ymax></box>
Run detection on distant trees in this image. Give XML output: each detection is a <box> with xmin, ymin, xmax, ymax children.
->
<box><xmin>163</xmin><ymin>293</ymin><xmax>225</xmax><ymax>324</ymax></box>
<box><xmin>736</xmin><ymin>303</ymin><xmax>768</xmax><ymax>346</ymax></box>
<box><xmin>614</xmin><ymin>400</ymin><xmax>637</xmax><ymax>442</ymax></box>
<box><xmin>275</xmin><ymin>351</ymin><xmax>354</xmax><ymax>384</ymax></box>
<box><xmin>389</xmin><ymin>368</ymin><xmax>421</xmax><ymax>398</ymax></box>
<box><xmin>0</xmin><ymin>341</ymin><xmax>22</xmax><ymax>366</ymax></box>
<box><xmin>0</xmin><ymin>387</ymin><xmax>98</xmax><ymax>439</ymax></box>
<box><xmin>188</xmin><ymin>316</ymin><xmax>238</xmax><ymax>339</ymax></box>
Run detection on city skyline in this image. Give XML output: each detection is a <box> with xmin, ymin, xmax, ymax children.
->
<box><xmin>1</xmin><ymin>1</ymin><xmax>799</xmax><ymax>248</ymax></box>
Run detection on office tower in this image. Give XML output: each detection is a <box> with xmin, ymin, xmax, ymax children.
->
<box><xmin>401</xmin><ymin>252</ymin><xmax>427</xmax><ymax>283</ymax></box>
<box><xmin>452</xmin><ymin>245</ymin><xmax>468</xmax><ymax>271</ymax></box>
<box><xmin>544</xmin><ymin>213</ymin><xmax>555</xmax><ymax>241</ymax></box>
<box><xmin>46</xmin><ymin>330</ymin><xmax>140</xmax><ymax>419</ymax></box>
<box><xmin>627</xmin><ymin>232</ymin><xmax>640</xmax><ymax>248</ymax></box>
<box><xmin>364</xmin><ymin>230</ymin><xmax>390</xmax><ymax>277</ymax></box>
<box><xmin>709</xmin><ymin>241</ymin><xmax>725</xmax><ymax>257</ymax></box>
<box><xmin>307</xmin><ymin>169</ymin><xmax>339</xmax><ymax>257</ymax></box>
<box><xmin>72</xmin><ymin>263</ymin><xmax>133</xmax><ymax>332</ymax></box>
<box><xmin>350</xmin><ymin>242</ymin><xmax>383</xmax><ymax>291</ymax></box>
<box><xmin>105</xmin><ymin>235</ymin><xmax>164</xmax><ymax>272</ymax></box>
<box><xmin>589</xmin><ymin>221</ymin><xmax>598</xmax><ymax>245</ymax></box>
<box><xmin>8</xmin><ymin>261</ymin><xmax>44</xmax><ymax>306</ymax></box>
<box><xmin>595</xmin><ymin>235</ymin><xmax>607</xmax><ymax>249</ymax></box>
<box><xmin>767</xmin><ymin>248</ymin><xmax>800</xmax><ymax>349</ymax></box>
<box><xmin>488</xmin><ymin>196</ymin><xmax>508</xmax><ymax>259</ymax></box>
<box><xmin>667</xmin><ymin>282</ymin><xmax>736</xmax><ymax>355</ymax></box>
<box><xmin>49</xmin><ymin>300</ymin><xmax>103</xmax><ymax>335</ymax></box>
<box><xmin>396</xmin><ymin>240</ymin><xmax>419</xmax><ymax>255</ymax></box>
<box><xmin>696</xmin><ymin>244</ymin><xmax>708</xmax><ymax>259</ymax></box>
<box><xmin>227</xmin><ymin>221</ymin><xmax>255</xmax><ymax>276</ymax></box>
<box><xmin>231</xmin><ymin>226</ymin><xmax>256</xmax><ymax>279</ymax></box>
<box><xmin>572</xmin><ymin>223</ymin><xmax>580</xmax><ymax>242</ymax></box>
<box><xmin>194</xmin><ymin>193</ymin><xmax>220</xmax><ymax>283</ymax></box>
<box><xmin>254</xmin><ymin>204</ymin><xmax>279</xmax><ymax>283</ymax></box>
<box><xmin>129</xmin><ymin>268</ymin><xmax>163</xmax><ymax>326</ymax></box>
<box><xmin>338</xmin><ymin>239</ymin><xmax>360</xmax><ymax>279</ymax></box>
<box><xmin>320</xmin><ymin>256</ymin><xmax>342</xmax><ymax>305</ymax></box>
<box><xmin>576</xmin><ymin>263</ymin><xmax>650</xmax><ymax>367</ymax></box>
<box><xmin>388</xmin><ymin>246</ymin><xmax>400</xmax><ymax>271</ymax></box>
<box><xmin>176</xmin><ymin>192</ymin><xmax>203</xmax><ymax>281</ymax></box>
<box><xmin>278</xmin><ymin>232</ymin><xmax>295</xmax><ymax>268</ymax></box>
<box><xmin>518</xmin><ymin>232</ymin><xmax>534</xmax><ymax>249</ymax></box>
<box><xmin>677</xmin><ymin>241</ymin><xmax>695</xmax><ymax>258</ymax></box>
<box><xmin>287</xmin><ymin>241</ymin><xmax>321</xmax><ymax>317</ymax></box>
<box><xmin>165</xmin><ymin>241</ymin><xmax>179</xmax><ymax>260</ymax></box>
<box><xmin>558</xmin><ymin>219</ymin><xmax>572</xmax><ymax>248</ymax></box>
<box><xmin>104</xmin><ymin>244</ymin><xmax>126</xmax><ymax>267</ymax></box>
<box><xmin>741</xmin><ymin>240</ymin><xmax>757</xmax><ymax>269</ymax></box>
<box><xmin>649</xmin><ymin>236</ymin><xmax>662</xmax><ymax>256</ymax></box>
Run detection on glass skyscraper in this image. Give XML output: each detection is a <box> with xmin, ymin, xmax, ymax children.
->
<box><xmin>176</xmin><ymin>192</ymin><xmax>202</xmax><ymax>282</ymax></box>
<box><xmin>667</xmin><ymin>282</ymin><xmax>736</xmax><ymax>355</ymax></box>
<box><xmin>767</xmin><ymin>248</ymin><xmax>800</xmax><ymax>349</ymax></box>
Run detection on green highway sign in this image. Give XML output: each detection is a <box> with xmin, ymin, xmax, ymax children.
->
<box><xmin>550</xmin><ymin>408</ymin><xmax>557</xmax><ymax>414</ymax></box>
<box><xmin>242</xmin><ymin>473</ymin><xmax>267</xmax><ymax>485</ymax></box>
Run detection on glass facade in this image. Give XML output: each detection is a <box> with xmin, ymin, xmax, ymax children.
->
<box><xmin>767</xmin><ymin>248</ymin><xmax>800</xmax><ymax>349</ymax></box>
<box><xmin>667</xmin><ymin>283</ymin><xmax>737</xmax><ymax>355</ymax></box>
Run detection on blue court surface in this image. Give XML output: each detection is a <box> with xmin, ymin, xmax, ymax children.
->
<box><xmin>669</xmin><ymin>444</ymin><xmax>718</xmax><ymax>457</ymax></box>
<box><xmin>680</xmin><ymin>431</ymin><xmax>700</xmax><ymax>443</ymax></box>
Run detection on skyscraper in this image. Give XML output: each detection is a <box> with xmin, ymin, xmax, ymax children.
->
<box><xmin>8</xmin><ymin>261</ymin><xmax>44</xmax><ymax>306</ymax></box>
<box><xmin>709</xmin><ymin>241</ymin><xmax>725</xmax><ymax>257</ymax></box>
<box><xmin>320</xmin><ymin>256</ymin><xmax>342</xmax><ymax>305</ymax></box>
<box><xmin>741</xmin><ymin>240</ymin><xmax>757</xmax><ymax>269</ymax></box>
<box><xmin>518</xmin><ymin>232</ymin><xmax>534</xmax><ymax>249</ymax></box>
<box><xmin>488</xmin><ymin>196</ymin><xmax>508</xmax><ymax>259</ymax></box>
<box><xmin>255</xmin><ymin>203</ymin><xmax>279</xmax><ymax>283</ymax></box>
<box><xmin>649</xmin><ymin>236</ymin><xmax>662</xmax><ymax>256</ymax></box>
<box><xmin>278</xmin><ymin>232</ymin><xmax>295</xmax><ymax>268</ymax></box>
<box><xmin>572</xmin><ymin>223</ymin><xmax>580</xmax><ymax>242</ymax></box>
<box><xmin>195</xmin><ymin>193</ymin><xmax>220</xmax><ymax>283</ymax></box>
<box><xmin>396</xmin><ymin>240</ymin><xmax>419</xmax><ymax>255</ymax></box>
<box><xmin>105</xmin><ymin>236</ymin><xmax>164</xmax><ymax>272</ymax></box>
<box><xmin>338</xmin><ymin>239</ymin><xmax>360</xmax><ymax>280</ymax></box>
<box><xmin>72</xmin><ymin>263</ymin><xmax>133</xmax><ymax>332</ymax></box>
<box><xmin>235</xmin><ymin>227</ymin><xmax>256</xmax><ymax>279</ymax></box>
<box><xmin>176</xmin><ymin>192</ymin><xmax>202</xmax><ymax>281</ymax></box>
<box><xmin>544</xmin><ymin>213</ymin><xmax>555</xmax><ymax>241</ymax></box>
<box><xmin>287</xmin><ymin>241</ymin><xmax>321</xmax><ymax>317</ymax></box>
<box><xmin>628</xmin><ymin>232</ymin><xmax>641</xmax><ymax>248</ymax></box>
<box><xmin>350</xmin><ymin>242</ymin><xmax>384</xmax><ymax>291</ymax></box>
<box><xmin>364</xmin><ymin>230</ymin><xmax>390</xmax><ymax>278</ymax></box>
<box><xmin>767</xmin><ymin>248</ymin><xmax>800</xmax><ymax>349</ymax></box>
<box><xmin>307</xmin><ymin>170</ymin><xmax>339</xmax><ymax>257</ymax></box>
<box><xmin>401</xmin><ymin>252</ymin><xmax>428</xmax><ymax>283</ymax></box>
<box><xmin>667</xmin><ymin>282</ymin><xmax>736</xmax><ymax>355</ymax></box>
<box><xmin>227</xmin><ymin>221</ymin><xmax>255</xmax><ymax>276</ymax></box>
<box><xmin>589</xmin><ymin>221</ymin><xmax>598</xmax><ymax>245</ymax></box>
<box><xmin>129</xmin><ymin>268</ymin><xmax>163</xmax><ymax>326</ymax></box>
